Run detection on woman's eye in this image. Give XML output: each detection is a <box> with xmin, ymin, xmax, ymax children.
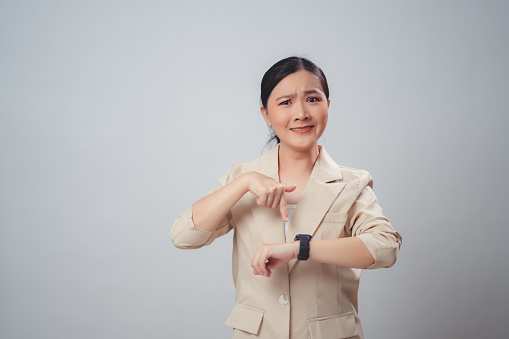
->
<box><xmin>307</xmin><ymin>97</ymin><xmax>319</xmax><ymax>103</ymax></box>
<box><xmin>279</xmin><ymin>100</ymin><xmax>291</xmax><ymax>105</ymax></box>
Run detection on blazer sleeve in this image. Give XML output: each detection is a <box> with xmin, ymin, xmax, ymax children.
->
<box><xmin>347</xmin><ymin>171</ymin><xmax>402</xmax><ymax>269</ymax></box>
<box><xmin>171</xmin><ymin>166</ymin><xmax>237</xmax><ymax>249</ymax></box>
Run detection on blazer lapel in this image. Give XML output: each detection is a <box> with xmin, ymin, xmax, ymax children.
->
<box><xmin>248</xmin><ymin>146</ymin><xmax>286</xmax><ymax>245</ymax></box>
<box><xmin>286</xmin><ymin>147</ymin><xmax>346</xmax><ymax>272</ymax></box>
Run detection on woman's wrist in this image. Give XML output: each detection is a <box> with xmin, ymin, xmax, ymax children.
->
<box><xmin>291</xmin><ymin>241</ymin><xmax>300</xmax><ymax>260</ymax></box>
<box><xmin>238</xmin><ymin>172</ymin><xmax>253</xmax><ymax>194</ymax></box>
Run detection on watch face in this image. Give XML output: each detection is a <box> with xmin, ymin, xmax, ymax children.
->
<box><xmin>295</xmin><ymin>234</ymin><xmax>311</xmax><ymax>240</ymax></box>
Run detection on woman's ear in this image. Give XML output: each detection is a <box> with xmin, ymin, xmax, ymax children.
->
<box><xmin>261</xmin><ymin>106</ymin><xmax>272</xmax><ymax>126</ymax></box>
<box><xmin>327</xmin><ymin>99</ymin><xmax>331</xmax><ymax>108</ymax></box>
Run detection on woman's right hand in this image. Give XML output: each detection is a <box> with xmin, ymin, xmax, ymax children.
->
<box><xmin>243</xmin><ymin>172</ymin><xmax>297</xmax><ymax>222</ymax></box>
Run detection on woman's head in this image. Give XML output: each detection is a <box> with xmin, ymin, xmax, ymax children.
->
<box><xmin>261</xmin><ymin>57</ymin><xmax>330</xmax><ymax>149</ymax></box>
<box><xmin>261</xmin><ymin>57</ymin><xmax>329</xmax><ymax>110</ymax></box>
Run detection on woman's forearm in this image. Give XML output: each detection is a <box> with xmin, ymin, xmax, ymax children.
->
<box><xmin>309</xmin><ymin>237</ymin><xmax>375</xmax><ymax>269</ymax></box>
<box><xmin>191</xmin><ymin>174</ymin><xmax>250</xmax><ymax>232</ymax></box>
<box><xmin>252</xmin><ymin>237</ymin><xmax>376</xmax><ymax>277</ymax></box>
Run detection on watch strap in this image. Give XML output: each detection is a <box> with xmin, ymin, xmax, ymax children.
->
<box><xmin>294</xmin><ymin>234</ymin><xmax>312</xmax><ymax>261</ymax></box>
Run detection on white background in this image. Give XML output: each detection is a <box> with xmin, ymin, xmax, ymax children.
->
<box><xmin>1</xmin><ymin>1</ymin><xmax>508</xmax><ymax>338</ymax></box>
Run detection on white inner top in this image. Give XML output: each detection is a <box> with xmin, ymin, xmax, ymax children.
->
<box><xmin>284</xmin><ymin>204</ymin><xmax>297</xmax><ymax>236</ymax></box>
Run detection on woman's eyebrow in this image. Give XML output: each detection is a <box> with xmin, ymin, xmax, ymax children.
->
<box><xmin>303</xmin><ymin>89</ymin><xmax>323</xmax><ymax>96</ymax></box>
<box><xmin>275</xmin><ymin>93</ymin><xmax>295</xmax><ymax>101</ymax></box>
<box><xmin>274</xmin><ymin>90</ymin><xmax>323</xmax><ymax>102</ymax></box>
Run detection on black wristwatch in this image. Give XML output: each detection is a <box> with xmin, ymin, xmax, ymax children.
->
<box><xmin>294</xmin><ymin>234</ymin><xmax>312</xmax><ymax>261</ymax></box>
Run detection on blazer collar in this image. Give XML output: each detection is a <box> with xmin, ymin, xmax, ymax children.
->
<box><xmin>247</xmin><ymin>144</ymin><xmax>343</xmax><ymax>183</ymax></box>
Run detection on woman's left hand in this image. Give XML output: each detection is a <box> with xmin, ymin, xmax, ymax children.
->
<box><xmin>251</xmin><ymin>242</ymin><xmax>299</xmax><ymax>277</ymax></box>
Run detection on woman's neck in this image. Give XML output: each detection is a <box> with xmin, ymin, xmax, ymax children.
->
<box><xmin>278</xmin><ymin>142</ymin><xmax>320</xmax><ymax>177</ymax></box>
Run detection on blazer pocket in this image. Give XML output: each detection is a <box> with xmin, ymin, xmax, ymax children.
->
<box><xmin>225</xmin><ymin>303</ymin><xmax>264</xmax><ymax>335</ymax></box>
<box><xmin>307</xmin><ymin>311</ymin><xmax>357</xmax><ymax>339</ymax></box>
<box><xmin>321</xmin><ymin>213</ymin><xmax>347</xmax><ymax>224</ymax></box>
<box><xmin>320</xmin><ymin>213</ymin><xmax>348</xmax><ymax>236</ymax></box>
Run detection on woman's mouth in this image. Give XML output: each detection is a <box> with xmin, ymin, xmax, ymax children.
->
<box><xmin>290</xmin><ymin>125</ymin><xmax>314</xmax><ymax>134</ymax></box>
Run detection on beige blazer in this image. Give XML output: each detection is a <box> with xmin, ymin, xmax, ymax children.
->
<box><xmin>171</xmin><ymin>145</ymin><xmax>402</xmax><ymax>339</ymax></box>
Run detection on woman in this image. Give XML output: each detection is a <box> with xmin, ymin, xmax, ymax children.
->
<box><xmin>171</xmin><ymin>57</ymin><xmax>402</xmax><ymax>339</ymax></box>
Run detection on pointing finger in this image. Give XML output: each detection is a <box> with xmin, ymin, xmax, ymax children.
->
<box><xmin>280</xmin><ymin>196</ymin><xmax>289</xmax><ymax>222</ymax></box>
<box><xmin>285</xmin><ymin>184</ymin><xmax>297</xmax><ymax>193</ymax></box>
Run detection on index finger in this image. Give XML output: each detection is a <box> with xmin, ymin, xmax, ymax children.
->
<box><xmin>280</xmin><ymin>195</ymin><xmax>289</xmax><ymax>222</ymax></box>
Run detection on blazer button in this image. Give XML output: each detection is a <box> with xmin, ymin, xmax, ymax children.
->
<box><xmin>279</xmin><ymin>294</ymin><xmax>288</xmax><ymax>305</ymax></box>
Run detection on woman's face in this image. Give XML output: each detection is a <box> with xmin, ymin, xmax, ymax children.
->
<box><xmin>261</xmin><ymin>70</ymin><xmax>330</xmax><ymax>152</ymax></box>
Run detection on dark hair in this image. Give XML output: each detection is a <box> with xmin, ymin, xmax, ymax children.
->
<box><xmin>261</xmin><ymin>56</ymin><xmax>329</xmax><ymax>146</ymax></box>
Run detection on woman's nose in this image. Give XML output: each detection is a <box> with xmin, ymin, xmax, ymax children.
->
<box><xmin>293</xmin><ymin>101</ymin><xmax>309</xmax><ymax>120</ymax></box>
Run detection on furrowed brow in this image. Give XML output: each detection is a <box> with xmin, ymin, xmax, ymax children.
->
<box><xmin>275</xmin><ymin>93</ymin><xmax>295</xmax><ymax>102</ymax></box>
<box><xmin>303</xmin><ymin>90</ymin><xmax>324</xmax><ymax>96</ymax></box>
